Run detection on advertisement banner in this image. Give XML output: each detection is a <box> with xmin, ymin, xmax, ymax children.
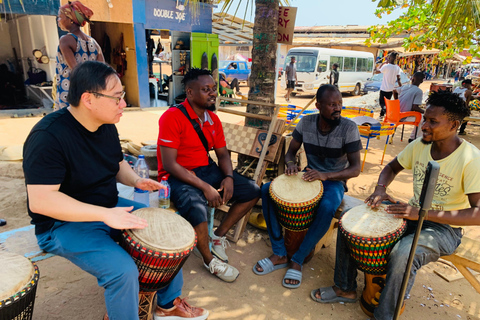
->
<box><xmin>277</xmin><ymin>7</ymin><xmax>297</xmax><ymax>45</ymax></box>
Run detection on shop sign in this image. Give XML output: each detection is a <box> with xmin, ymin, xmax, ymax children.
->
<box><xmin>145</xmin><ymin>0</ymin><xmax>212</xmax><ymax>33</ymax></box>
<box><xmin>277</xmin><ymin>6</ymin><xmax>297</xmax><ymax>45</ymax></box>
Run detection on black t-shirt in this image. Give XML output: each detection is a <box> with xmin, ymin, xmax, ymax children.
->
<box><xmin>330</xmin><ymin>69</ymin><xmax>339</xmax><ymax>85</ymax></box>
<box><xmin>23</xmin><ymin>108</ymin><xmax>123</xmax><ymax>234</ymax></box>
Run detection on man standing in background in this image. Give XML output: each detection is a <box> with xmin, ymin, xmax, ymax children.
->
<box><xmin>284</xmin><ymin>56</ymin><xmax>297</xmax><ymax>102</ymax></box>
<box><xmin>329</xmin><ymin>63</ymin><xmax>339</xmax><ymax>88</ymax></box>
<box><xmin>376</xmin><ymin>52</ymin><xmax>402</xmax><ymax>119</ymax></box>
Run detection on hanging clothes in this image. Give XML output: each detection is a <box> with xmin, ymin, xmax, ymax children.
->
<box><xmin>103</xmin><ymin>33</ymin><xmax>112</xmax><ymax>64</ymax></box>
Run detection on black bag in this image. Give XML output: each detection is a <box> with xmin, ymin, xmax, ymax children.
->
<box><xmin>28</xmin><ymin>67</ymin><xmax>47</xmax><ymax>85</ymax></box>
<box><xmin>171</xmin><ymin>104</ymin><xmax>210</xmax><ymax>155</ymax></box>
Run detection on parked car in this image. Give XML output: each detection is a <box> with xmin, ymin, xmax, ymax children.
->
<box><xmin>219</xmin><ymin>60</ymin><xmax>251</xmax><ymax>83</ymax></box>
<box><xmin>362</xmin><ymin>72</ymin><xmax>411</xmax><ymax>94</ymax></box>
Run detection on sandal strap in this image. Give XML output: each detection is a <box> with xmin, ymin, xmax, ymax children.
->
<box><xmin>257</xmin><ymin>258</ymin><xmax>274</xmax><ymax>272</ymax></box>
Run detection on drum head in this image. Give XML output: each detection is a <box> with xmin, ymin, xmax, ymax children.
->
<box><xmin>270</xmin><ymin>173</ymin><xmax>322</xmax><ymax>204</ymax></box>
<box><xmin>341</xmin><ymin>203</ymin><xmax>404</xmax><ymax>238</ymax></box>
<box><xmin>40</xmin><ymin>55</ymin><xmax>50</xmax><ymax>64</ymax></box>
<box><xmin>32</xmin><ymin>49</ymin><xmax>42</xmax><ymax>59</ymax></box>
<box><xmin>0</xmin><ymin>252</ymin><xmax>34</xmax><ymax>302</ymax></box>
<box><xmin>128</xmin><ymin>208</ymin><xmax>195</xmax><ymax>253</ymax></box>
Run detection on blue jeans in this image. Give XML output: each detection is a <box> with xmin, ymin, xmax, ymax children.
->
<box><xmin>36</xmin><ymin>197</ymin><xmax>182</xmax><ymax>320</ymax></box>
<box><xmin>262</xmin><ymin>180</ymin><xmax>344</xmax><ymax>265</ymax></box>
<box><xmin>334</xmin><ymin>218</ymin><xmax>462</xmax><ymax>320</ymax></box>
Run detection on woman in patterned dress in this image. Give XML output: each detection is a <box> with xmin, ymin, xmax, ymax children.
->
<box><xmin>54</xmin><ymin>1</ymin><xmax>105</xmax><ymax>110</ymax></box>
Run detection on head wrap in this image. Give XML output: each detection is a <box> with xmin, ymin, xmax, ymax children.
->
<box><xmin>60</xmin><ymin>1</ymin><xmax>93</xmax><ymax>27</ymax></box>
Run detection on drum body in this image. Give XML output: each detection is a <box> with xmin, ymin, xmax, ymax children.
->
<box><xmin>269</xmin><ymin>174</ymin><xmax>323</xmax><ymax>232</ymax></box>
<box><xmin>269</xmin><ymin>174</ymin><xmax>323</xmax><ymax>262</ymax></box>
<box><xmin>339</xmin><ymin>203</ymin><xmax>406</xmax><ymax>317</ymax></box>
<box><xmin>120</xmin><ymin>208</ymin><xmax>197</xmax><ymax>291</ymax></box>
<box><xmin>120</xmin><ymin>208</ymin><xmax>197</xmax><ymax>320</ymax></box>
<box><xmin>0</xmin><ymin>252</ymin><xmax>40</xmax><ymax>320</ymax></box>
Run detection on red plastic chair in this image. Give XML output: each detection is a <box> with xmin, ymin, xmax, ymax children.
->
<box><xmin>383</xmin><ymin>98</ymin><xmax>422</xmax><ymax>142</ymax></box>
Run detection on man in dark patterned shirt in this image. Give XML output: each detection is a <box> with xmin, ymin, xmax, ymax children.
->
<box><xmin>254</xmin><ymin>84</ymin><xmax>362</xmax><ymax>289</ymax></box>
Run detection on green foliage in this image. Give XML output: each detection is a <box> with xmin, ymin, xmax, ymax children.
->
<box><xmin>368</xmin><ymin>0</ymin><xmax>480</xmax><ymax>63</ymax></box>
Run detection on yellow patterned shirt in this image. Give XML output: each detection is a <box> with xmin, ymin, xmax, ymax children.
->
<box><xmin>397</xmin><ymin>139</ymin><xmax>480</xmax><ymax>212</ymax></box>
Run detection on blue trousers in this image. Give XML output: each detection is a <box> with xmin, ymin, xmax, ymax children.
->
<box><xmin>262</xmin><ymin>180</ymin><xmax>344</xmax><ymax>265</ymax></box>
<box><xmin>36</xmin><ymin>197</ymin><xmax>183</xmax><ymax>320</ymax></box>
<box><xmin>334</xmin><ymin>218</ymin><xmax>462</xmax><ymax>320</ymax></box>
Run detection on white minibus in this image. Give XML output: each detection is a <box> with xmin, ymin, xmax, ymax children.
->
<box><xmin>281</xmin><ymin>47</ymin><xmax>374</xmax><ymax>96</ymax></box>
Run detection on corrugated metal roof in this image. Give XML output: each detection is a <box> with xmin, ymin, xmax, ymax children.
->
<box><xmin>213</xmin><ymin>13</ymin><xmax>254</xmax><ymax>44</ymax></box>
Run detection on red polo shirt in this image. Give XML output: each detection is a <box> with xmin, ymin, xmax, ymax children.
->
<box><xmin>157</xmin><ymin>99</ymin><xmax>226</xmax><ymax>179</ymax></box>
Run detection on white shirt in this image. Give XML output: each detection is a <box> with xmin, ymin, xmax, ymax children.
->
<box><xmin>453</xmin><ymin>87</ymin><xmax>467</xmax><ymax>101</ymax></box>
<box><xmin>380</xmin><ymin>64</ymin><xmax>402</xmax><ymax>92</ymax></box>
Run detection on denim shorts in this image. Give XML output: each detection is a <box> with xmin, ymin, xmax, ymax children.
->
<box><xmin>168</xmin><ymin>161</ymin><xmax>260</xmax><ymax>227</ymax></box>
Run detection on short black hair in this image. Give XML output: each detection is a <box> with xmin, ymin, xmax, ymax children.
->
<box><xmin>182</xmin><ymin>68</ymin><xmax>212</xmax><ymax>88</ymax></box>
<box><xmin>413</xmin><ymin>72</ymin><xmax>425</xmax><ymax>79</ymax></box>
<box><xmin>426</xmin><ymin>90</ymin><xmax>470</xmax><ymax>122</ymax></box>
<box><xmin>67</xmin><ymin>61</ymin><xmax>117</xmax><ymax>107</ymax></box>
<box><xmin>333</xmin><ymin>63</ymin><xmax>339</xmax><ymax>68</ymax></box>
<box><xmin>316</xmin><ymin>84</ymin><xmax>340</xmax><ymax>102</ymax></box>
<box><xmin>462</xmin><ymin>79</ymin><xmax>472</xmax><ymax>85</ymax></box>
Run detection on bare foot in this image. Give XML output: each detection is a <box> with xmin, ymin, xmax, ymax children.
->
<box><xmin>284</xmin><ymin>261</ymin><xmax>302</xmax><ymax>285</ymax></box>
<box><xmin>313</xmin><ymin>285</ymin><xmax>356</xmax><ymax>301</ymax></box>
<box><xmin>255</xmin><ymin>254</ymin><xmax>288</xmax><ymax>273</ymax></box>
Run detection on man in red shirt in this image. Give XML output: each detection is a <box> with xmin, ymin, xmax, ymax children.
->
<box><xmin>157</xmin><ymin>68</ymin><xmax>261</xmax><ymax>282</ymax></box>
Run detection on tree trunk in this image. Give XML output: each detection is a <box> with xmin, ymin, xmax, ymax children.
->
<box><xmin>246</xmin><ymin>0</ymin><xmax>279</xmax><ymax>129</ymax></box>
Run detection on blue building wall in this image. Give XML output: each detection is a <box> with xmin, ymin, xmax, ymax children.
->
<box><xmin>1</xmin><ymin>0</ymin><xmax>59</xmax><ymax>15</ymax></box>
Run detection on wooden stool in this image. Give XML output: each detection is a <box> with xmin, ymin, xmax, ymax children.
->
<box><xmin>442</xmin><ymin>236</ymin><xmax>480</xmax><ymax>294</ymax></box>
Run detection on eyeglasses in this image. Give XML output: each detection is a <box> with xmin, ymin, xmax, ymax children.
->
<box><xmin>89</xmin><ymin>91</ymin><xmax>126</xmax><ymax>105</ymax></box>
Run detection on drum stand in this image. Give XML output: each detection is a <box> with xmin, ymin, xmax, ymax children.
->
<box><xmin>139</xmin><ymin>292</ymin><xmax>156</xmax><ymax>320</ymax></box>
<box><xmin>393</xmin><ymin>161</ymin><xmax>440</xmax><ymax>320</ymax></box>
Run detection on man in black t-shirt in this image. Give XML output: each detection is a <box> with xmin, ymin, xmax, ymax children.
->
<box><xmin>329</xmin><ymin>63</ymin><xmax>339</xmax><ymax>88</ymax></box>
<box><xmin>23</xmin><ymin>61</ymin><xmax>209</xmax><ymax>320</ymax></box>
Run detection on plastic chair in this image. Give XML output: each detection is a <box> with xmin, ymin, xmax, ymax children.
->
<box><xmin>383</xmin><ymin>98</ymin><xmax>422</xmax><ymax>142</ymax></box>
<box><xmin>341</xmin><ymin>106</ymin><xmax>374</xmax><ymax>118</ymax></box>
<box><xmin>219</xmin><ymin>84</ymin><xmax>236</xmax><ymax>106</ymax></box>
<box><xmin>342</xmin><ymin>107</ymin><xmax>396</xmax><ymax>171</ymax></box>
<box><xmin>358</xmin><ymin>123</ymin><xmax>396</xmax><ymax>171</ymax></box>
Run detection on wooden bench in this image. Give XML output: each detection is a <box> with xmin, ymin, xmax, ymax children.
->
<box><xmin>442</xmin><ymin>236</ymin><xmax>480</xmax><ymax>294</ymax></box>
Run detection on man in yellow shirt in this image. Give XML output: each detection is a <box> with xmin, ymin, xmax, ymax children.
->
<box><xmin>311</xmin><ymin>90</ymin><xmax>480</xmax><ymax>320</ymax></box>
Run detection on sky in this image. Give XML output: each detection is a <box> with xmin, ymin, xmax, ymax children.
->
<box><xmin>214</xmin><ymin>0</ymin><xmax>406</xmax><ymax>27</ymax></box>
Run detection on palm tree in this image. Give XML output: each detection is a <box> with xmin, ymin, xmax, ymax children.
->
<box><xmin>217</xmin><ymin>0</ymin><xmax>283</xmax><ymax>128</ymax></box>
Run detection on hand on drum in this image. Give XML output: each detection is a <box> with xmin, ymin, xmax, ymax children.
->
<box><xmin>302</xmin><ymin>168</ymin><xmax>328</xmax><ymax>181</ymax></box>
<box><xmin>203</xmin><ymin>185</ymin><xmax>223</xmax><ymax>208</ymax></box>
<box><xmin>285</xmin><ymin>162</ymin><xmax>300</xmax><ymax>175</ymax></box>
<box><xmin>135</xmin><ymin>178</ymin><xmax>165</xmax><ymax>192</ymax></box>
<box><xmin>385</xmin><ymin>202</ymin><xmax>420</xmax><ymax>221</ymax></box>
<box><xmin>104</xmin><ymin>206</ymin><xmax>149</xmax><ymax>229</ymax></box>
<box><xmin>364</xmin><ymin>188</ymin><xmax>396</xmax><ymax>207</ymax></box>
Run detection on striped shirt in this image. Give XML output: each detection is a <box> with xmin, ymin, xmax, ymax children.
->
<box><xmin>292</xmin><ymin>114</ymin><xmax>362</xmax><ymax>173</ymax></box>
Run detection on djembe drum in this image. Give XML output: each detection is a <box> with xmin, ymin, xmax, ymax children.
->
<box><xmin>0</xmin><ymin>252</ymin><xmax>40</xmax><ymax>320</ymax></box>
<box><xmin>120</xmin><ymin>208</ymin><xmax>197</xmax><ymax>320</ymax></box>
<box><xmin>339</xmin><ymin>203</ymin><xmax>407</xmax><ymax>317</ymax></box>
<box><xmin>269</xmin><ymin>174</ymin><xmax>323</xmax><ymax>261</ymax></box>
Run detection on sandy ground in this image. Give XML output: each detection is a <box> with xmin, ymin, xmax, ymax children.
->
<box><xmin>1</xmin><ymin>80</ymin><xmax>480</xmax><ymax>320</ymax></box>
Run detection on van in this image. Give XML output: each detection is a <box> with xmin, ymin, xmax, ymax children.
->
<box><xmin>281</xmin><ymin>47</ymin><xmax>374</xmax><ymax>96</ymax></box>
